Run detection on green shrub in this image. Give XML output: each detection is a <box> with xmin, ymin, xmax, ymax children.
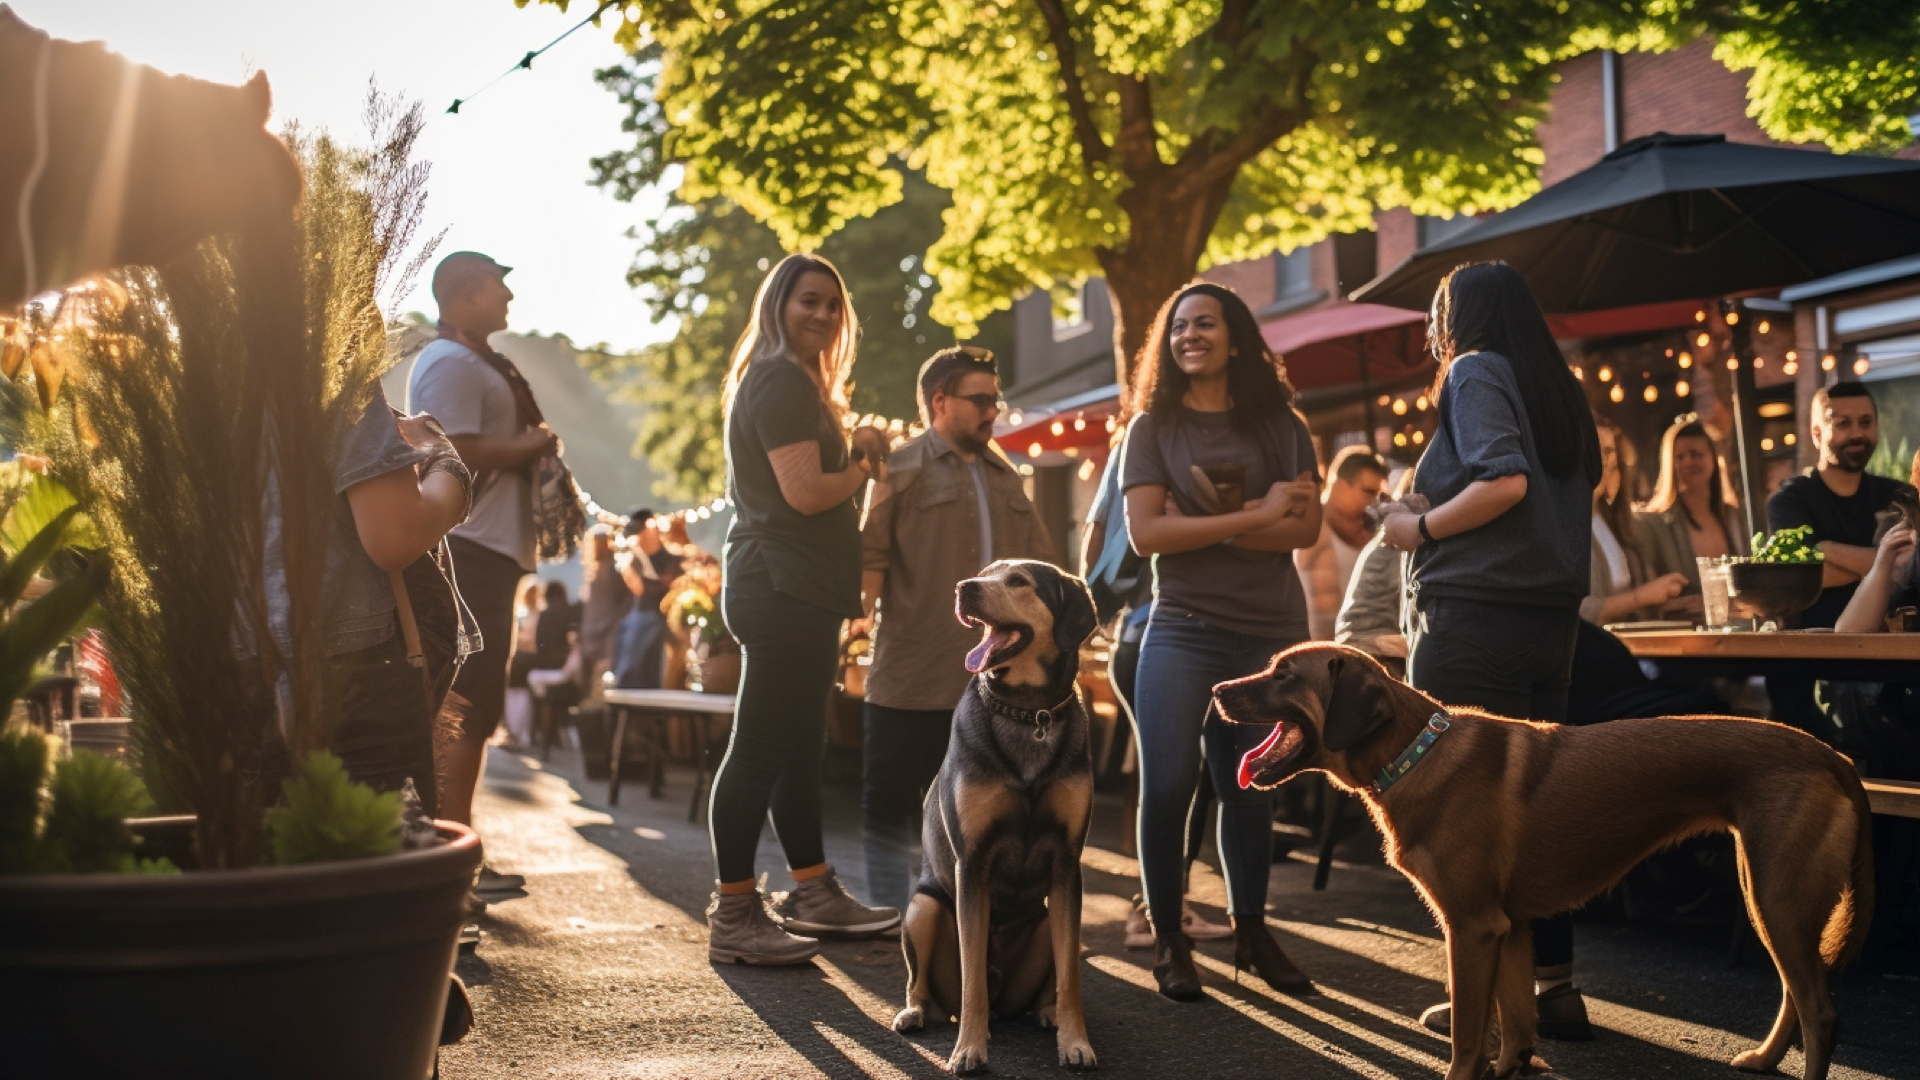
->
<box><xmin>266</xmin><ymin>751</ymin><xmax>401</xmax><ymax>865</ymax></box>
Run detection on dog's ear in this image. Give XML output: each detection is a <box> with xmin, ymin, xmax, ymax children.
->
<box><xmin>1042</xmin><ymin>563</ymin><xmax>1098</xmax><ymax>656</ymax></box>
<box><xmin>1320</xmin><ymin>651</ymin><xmax>1395</xmax><ymax>753</ymax></box>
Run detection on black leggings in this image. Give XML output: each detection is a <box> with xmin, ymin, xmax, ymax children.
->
<box><xmin>709</xmin><ymin>576</ymin><xmax>841</xmax><ymax>884</ymax></box>
<box><xmin>1408</xmin><ymin>596</ymin><xmax>1579</xmax><ymax>970</ymax></box>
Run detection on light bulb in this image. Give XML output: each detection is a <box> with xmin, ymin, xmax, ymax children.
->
<box><xmin>1077</xmin><ymin>459</ymin><xmax>1097</xmax><ymax>481</ymax></box>
<box><xmin>1377</xmin><ymin>394</ymin><xmax>1391</xmax><ymax>407</ymax></box>
<box><xmin>1726</xmin><ymin>357</ymin><xmax>1739</xmax><ymax>370</ymax></box>
<box><xmin>1783</xmin><ymin>361</ymin><xmax>1799</xmax><ymax>376</ymax></box>
<box><xmin>1694</xmin><ymin>309</ymin><xmax>1707</xmax><ymax>322</ymax></box>
<box><xmin>1597</xmin><ymin>366</ymin><xmax>1613</xmax><ymax>382</ymax></box>
<box><xmin>1675</xmin><ymin>380</ymin><xmax>1691</xmax><ymax>397</ymax></box>
<box><xmin>1822</xmin><ymin>354</ymin><xmax>1836</xmax><ymax>371</ymax></box>
<box><xmin>1757</xmin><ymin>320</ymin><xmax>1771</xmax><ymax>334</ymax></box>
<box><xmin>1761</xmin><ymin>437</ymin><xmax>1774</xmax><ymax>451</ymax></box>
<box><xmin>1572</xmin><ymin>366</ymin><xmax>1585</xmax><ymax>380</ymax></box>
<box><xmin>1753</xmin><ymin>356</ymin><xmax>1765</xmax><ymax>368</ymax></box>
<box><xmin>1027</xmin><ymin>442</ymin><xmax>1043</xmax><ymax>457</ymax></box>
<box><xmin>1784</xmin><ymin>432</ymin><xmax>1797</xmax><ymax>446</ymax></box>
<box><xmin>1609</xmin><ymin>384</ymin><xmax>1625</xmax><ymax>403</ymax></box>
<box><xmin>1726</xmin><ymin>311</ymin><xmax>1740</xmax><ymax>325</ymax></box>
<box><xmin>1854</xmin><ymin>357</ymin><xmax>1870</xmax><ymax>376</ymax></box>
<box><xmin>1049</xmin><ymin>420</ymin><xmax>1065</xmax><ymax>436</ymax></box>
<box><xmin>1411</xmin><ymin>430</ymin><xmax>1425</xmax><ymax>445</ymax></box>
<box><xmin>1643</xmin><ymin>385</ymin><xmax>1658</xmax><ymax>402</ymax></box>
<box><xmin>1393</xmin><ymin>432</ymin><xmax>1408</xmax><ymax>447</ymax></box>
<box><xmin>1697</xmin><ymin>332</ymin><xmax>1711</xmax><ymax>348</ymax></box>
<box><xmin>1073</xmin><ymin>416</ymin><xmax>1086</xmax><ymax>431</ymax></box>
<box><xmin>1678</xmin><ymin>352</ymin><xmax>1692</xmax><ymax>369</ymax></box>
<box><xmin>1392</xmin><ymin>398</ymin><xmax>1408</xmax><ymax>415</ymax></box>
<box><xmin>1415</xmin><ymin>395</ymin><xmax>1429</xmax><ymax>411</ymax></box>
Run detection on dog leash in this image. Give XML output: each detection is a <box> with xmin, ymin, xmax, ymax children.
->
<box><xmin>1367</xmin><ymin>712</ymin><xmax>1451</xmax><ymax>797</ymax></box>
<box><xmin>974</xmin><ymin>680</ymin><xmax>1079</xmax><ymax>742</ymax></box>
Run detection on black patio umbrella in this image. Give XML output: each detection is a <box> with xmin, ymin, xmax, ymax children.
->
<box><xmin>1353</xmin><ymin>132</ymin><xmax>1920</xmax><ymax>313</ymax></box>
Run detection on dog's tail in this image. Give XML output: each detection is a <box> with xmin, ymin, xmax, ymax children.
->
<box><xmin>1820</xmin><ymin>773</ymin><xmax>1875</xmax><ymax>970</ymax></box>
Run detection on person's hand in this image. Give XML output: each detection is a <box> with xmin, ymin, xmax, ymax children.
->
<box><xmin>1662</xmin><ymin>592</ymin><xmax>1705</xmax><ymax>619</ymax></box>
<box><xmin>850</xmin><ymin>426</ymin><xmax>889</xmax><ymax>483</ymax></box>
<box><xmin>521</xmin><ymin>423</ymin><xmax>560</xmax><ymax>459</ymax></box>
<box><xmin>1382</xmin><ymin>511</ymin><xmax>1424</xmax><ymax>552</ymax></box>
<box><xmin>1250</xmin><ymin>472</ymin><xmax>1317</xmax><ymax>525</ymax></box>
<box><xmin>846</xmin><ymin>614</ymin><xmax>875</xmax><ymax>640</ymax></box>
<box><xmin>1162</xmin><ymin>493</ymin><xmax>1186</xmax><ymax>519</ymax></box>
<box><xmin>1634</xmin><ymin>573</ymin><xmax>1688</xmax><ymax>609</ymax></box>
<box><xmin>1873</xmin><ymin>522</ymin><xmax>1915</xmax><ymax>584</ymax></box>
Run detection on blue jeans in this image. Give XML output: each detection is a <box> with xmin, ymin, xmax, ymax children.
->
<box><xmin>1133</xmin><ymin>606</ymin><xmax>1298</xmax><ymax>931</ymax></box>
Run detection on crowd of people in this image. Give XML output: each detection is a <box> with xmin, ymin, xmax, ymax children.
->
<box><xmin>304</xmin><ymin>241</ymin><xmax>1916</xmax><ymax>1024</ymax></box>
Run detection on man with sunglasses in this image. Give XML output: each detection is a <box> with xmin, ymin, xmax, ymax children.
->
<box><xmin>854</xmin><ymin>347</ymin><xmax>1050</xmax><ymax>909</ymax></box>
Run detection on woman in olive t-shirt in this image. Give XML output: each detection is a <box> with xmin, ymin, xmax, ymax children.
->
<box><xmin>705</xmin><ymin>254</ymin><xmax>899</xmax><ymax>966</ymax></box>
<box><xmin>1120</xmin><ymin>282</ymin><xmax>1323</xmax><ymax>1000</ymax></box>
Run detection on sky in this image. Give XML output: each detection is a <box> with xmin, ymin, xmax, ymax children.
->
<box><xmin>15</xmin><ymin>0</ymin><xmax>673</xmax><ymax>352</ymax></box>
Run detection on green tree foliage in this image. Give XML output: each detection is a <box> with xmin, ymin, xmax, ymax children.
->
<box><xmin>580</xmin><ymin>49</ymin><xmax>966</xmax><ymax>500</ymax></box>
<box><xmin>0</xmin><ymin>728</ymin><xmax>175</xmax><ymax>875</ymax></box>
<box><xmin>535</xmin><ymin>0</ymin><xmax>1915</xmax><ymax>381</ymax></box>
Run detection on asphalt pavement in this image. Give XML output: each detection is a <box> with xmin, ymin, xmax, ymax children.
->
<box><xmin>437</xmin><ymin>746</ymin><xmax>1916</xmax><ymax>1079</ymax></box>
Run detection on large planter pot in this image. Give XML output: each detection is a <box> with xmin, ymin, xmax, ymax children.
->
<box><xmin>0</xmin><ymin>819</ymin><xmax>482</xmax><ymax>1079</ymax></box>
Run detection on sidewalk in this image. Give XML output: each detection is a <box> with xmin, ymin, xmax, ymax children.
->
<box><xmin>438</xmin><ymin>746</ymin><xmax>1916</xmax><ymax>1079</ymax></box>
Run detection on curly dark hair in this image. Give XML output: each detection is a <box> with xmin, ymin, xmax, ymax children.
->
<box><xmin>1126</xmin><ymin>282</ymin><xmax>1294</xmax><ymax>430</ymax></box>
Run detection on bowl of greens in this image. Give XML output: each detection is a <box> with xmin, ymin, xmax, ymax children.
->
<box><xmin>1727</xmin><ymin>526</ymin><xmax>1826</xmax><ymax>623</ymax></box>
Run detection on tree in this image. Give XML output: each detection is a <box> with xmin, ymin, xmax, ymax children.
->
<box><xmin>582</xmin><ymin>48</ymin><xmax>977</xmax><ymax>500</ymax></box>
<box><xmin>534</xmin><ymin>1</ymin><xmax>1916</xmax><ymax>385</ymax></box>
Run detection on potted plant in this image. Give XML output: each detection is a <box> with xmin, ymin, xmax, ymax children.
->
<box><xmin>0</xmin><ymin>28</ymin><xmax>478</xmax><ymax>1076</ymax></box>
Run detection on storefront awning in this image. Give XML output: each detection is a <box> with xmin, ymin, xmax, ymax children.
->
<box><xmin>994</xmin><ymin>383</ymin><xmax>1122</xmax><ymax>457</ymax></box>
<box><xmin>1261</xmin><ymin>303</ymin><xmax>1431</xmax><ymax>392</ymax></box>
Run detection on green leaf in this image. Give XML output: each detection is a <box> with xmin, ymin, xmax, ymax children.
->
<box><xmin>266</xmin><ymin>751</ymin><xmax>402</xmax><ymax>865</ymax></box>
<box><xmin>0</xmin><ymin>725</ymin><xmax>51</xmax><ymax>874</ymax></box>
<box><xmin>40</xmin><ymin>750</ymin><xmax>155</xmax><ymax>873</ymax></box>
<box><xmin>0</xmin><ymin>556</ymin><xmax>108</xmax><ymax>712</ymax></box>
<box><xmin>0</xmin><ymin>504</ymin><xmax>83</xmax><ymax>610</ymax></box>
<box><xmin>0</xmin><ymin>476</ymin><xmax>100</xmax><ymax>559</ymax></box>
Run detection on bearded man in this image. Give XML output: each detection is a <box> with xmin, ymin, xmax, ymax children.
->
<box><xmin>851</xmin><ymin>347</ymin><xmax>1050</xmax><ymax>911</ymax></box>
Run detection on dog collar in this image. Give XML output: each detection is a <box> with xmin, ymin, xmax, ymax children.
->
<box><xmin>975</xmin><ymin>680</ymin><xmax>1078</xmax><ymax>741</ymax></box>
<box><xmin>1368</xmin><ymin>712</ymin><xmax>1451</xmax><ymax>797</ymax></box>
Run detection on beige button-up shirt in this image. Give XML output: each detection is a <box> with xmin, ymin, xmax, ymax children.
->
<box><xmin>861</xmin><ymin>430</ymin><xmax>1050</xmax><ymax>711</ymax></box>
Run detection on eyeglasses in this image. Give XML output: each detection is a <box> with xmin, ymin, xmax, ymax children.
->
<box><xmin>952</xmin><ymin>393</ymin><xmax>1005</xmax><ymax>413</ymax></box>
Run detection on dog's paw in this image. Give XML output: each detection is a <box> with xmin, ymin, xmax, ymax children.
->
<box><xmin>1035</xmin><ymin>1001</ymin><xmax>1057</xmax><ymax>1029</ymax></box>
<box><xmin>1730</xmin><ymin>1049</ymin><xmax>1778</xmax><ymax>1073</ymax></box>
<box><xmin>946</xmin><ymin>1037</ymin><xmax>989</xmax><ymax>1074</ymax></box>
<box><xmin>892</xmin><ymin>1006</ymin><xmax>925</xmax><ymax>1033</ymax></box>
<box><xmin>1057</xmin><ymin>1034</ymin><xmax>1097</xmax><ymax>1069</ymax></box>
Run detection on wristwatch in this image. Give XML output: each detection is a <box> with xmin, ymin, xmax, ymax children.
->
<box><xmin>1418</xmin><ymin>514</ymin><xmax>1435</xmax><ymax>543</ymax></box>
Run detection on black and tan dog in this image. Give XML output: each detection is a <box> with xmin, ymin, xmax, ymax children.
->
<box><xmin>1214</xmin><ymin>644</ymin><xmax>1873</xmax><ymax>1080</ymax></box>
<box><xmin>892</xmin><ymin>559</ymin><xmax>1099</xmax><ymax>1073</ymax></box>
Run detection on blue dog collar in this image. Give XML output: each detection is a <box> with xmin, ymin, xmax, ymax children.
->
<box><xmin>1368</xmin><ymin>713</ymin><xmax>1451</xmax><ymax>796</ymax></box>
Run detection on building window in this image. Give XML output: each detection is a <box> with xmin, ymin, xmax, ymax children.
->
<box><xmin>1267</xmin><ymin>245</ymin><xmax>1322</xmax><ymax>314</ymax></box>
<box><xmin>1052</xmin><ymin>281</ymin><xmax>1093</xmax><ymax>341</ymax></box>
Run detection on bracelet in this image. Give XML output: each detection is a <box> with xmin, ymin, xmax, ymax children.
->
<box><xmin>1221</xmin><ymin>534</ymin><xmax>1238</xmax><ymax>547</ymax></box>
<box><xmin>423</xmin><ymin>452</ymin><xmax>474</xmax><ymax>518</ymax></box>
<box><xmin>1418</xmin><ymin>514</ymin><xmax>1435</xmax><ymax>543</ymax></box>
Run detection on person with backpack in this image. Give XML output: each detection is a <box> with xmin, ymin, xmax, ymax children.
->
<box><xmin>1120</xmin><ymin>282</ymin><xmax>1322</xmax><ymax>1000</ymax></box>
<box><xmin>1379</xmin><ymin>260</ymin><xmax>1602</xmax><ymax>1040</ymax></box>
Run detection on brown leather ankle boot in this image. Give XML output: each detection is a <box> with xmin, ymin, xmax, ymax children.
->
<box><xmin>1231</xmin><ymin>915</ymin><xmax>1315</xmax><ymax>994</ymax></box>
<box><xmin>1152</xmin><ymin>930</ymin><xmax>1203</xmax><ymax>1001</ymax></box>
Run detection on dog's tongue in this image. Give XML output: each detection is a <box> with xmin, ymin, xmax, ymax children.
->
<box><xmin>965</xmin><ymin>626</ymin><xmax>1014</xmax><ymax>673</ymax></box>
<box><xmin>1238</xmin><ymin>723</ymin><xmax>1289</xmax><ymax>790</ymax></box>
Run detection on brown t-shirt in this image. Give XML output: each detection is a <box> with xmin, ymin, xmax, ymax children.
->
<box><xmin>1121</xmin><ymin>407</ymin><xmax>1319</xmax><ymax>640</ymax></box>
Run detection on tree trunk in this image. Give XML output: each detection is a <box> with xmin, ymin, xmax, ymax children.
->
<box><xmin>1097</xmin><ymin>174</ymin><xmax>1238</xmax><ymax>392</ymax></box>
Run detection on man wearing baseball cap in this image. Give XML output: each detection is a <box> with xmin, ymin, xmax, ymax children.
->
<box><xmin>409</xmin><ymin>251</ymin><xmax>558</xmax><ymax>900</ymax></box>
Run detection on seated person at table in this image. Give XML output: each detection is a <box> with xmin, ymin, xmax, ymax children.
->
<box><xmin>1827</xmin><ymin>516</ymin><xmax>1920</xmax><ymax>973</ymax></box>
<box><xmin>1766</xmin><ymin>382</ymin><xmax>1917</xmax><ymax>740</ymax></box>
<box><xmin>1636</xmin><ymin>415</ymin><xmax>1749</xmax><ymax>607</ymax></box>
<box><xmin>1582</xmin><ymin>416</ymin><xmax>1686</xmax><ymax>625</ymax></box>
<box><xmin>1334</xmin><ymin>468</ymin><xmax>1412</xmax><ymax>674</ymax></box>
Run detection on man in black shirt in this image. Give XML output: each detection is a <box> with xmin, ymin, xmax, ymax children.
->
<box><xmin>1767</xmin><ymin>382</ymin><xmax>1917</xmax><ymax>628</ymax></box>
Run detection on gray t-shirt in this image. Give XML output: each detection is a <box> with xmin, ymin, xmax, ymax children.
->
<box><xmin>1408</xmin><ymin>350</ymin><xmax>1592</xmax><ymax>608</ymax></box>
<box><xmin>260</xmin><ymin>386</ymin><xmax>428</xmax><ymax>656</ymax></box>
<box><xmin>965</xmin><ymin>458</ymin><xmax>993</xmax><ymax>565</ymax></box>
<box><xmin>408</xmin><ymin>338</ymin><xmax>535</xmax><ymax>571</ymax></box>
<box><xmin>1122</xmin><ymin>406</ymin><xmax>1319</xmax><ymax>639</ymax></box>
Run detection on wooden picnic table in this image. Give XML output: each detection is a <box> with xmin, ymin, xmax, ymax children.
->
<box><xmin>1619</xmin><ymin>629</ymin><xmax>1920</xmax><ymax>819</ymax></box>
<box><xmin>602</xmin><ymin>688</ymin><xmax>736</xmax><ymax>820</ymax></box>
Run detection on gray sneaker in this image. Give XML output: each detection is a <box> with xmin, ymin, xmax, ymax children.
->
<box><xmin>707</xmin><ymin>889</ymin><xmax>820</xmax><ymax>966</ymax></box>
<box><xmin>769</xmin><ymin>868</ymin><xmax>901</xmax><ymax>936</ymax></box>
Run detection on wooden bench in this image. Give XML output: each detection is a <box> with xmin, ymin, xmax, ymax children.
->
<box><xmin>1864</xmin><ymin>778</ymin><xmax>1920</xmax><ymax>819</ymax></box>
<box><xmin>602</xmin><ymin>688</ymin><xmax>736</xmax><ymax>821</ymax></box>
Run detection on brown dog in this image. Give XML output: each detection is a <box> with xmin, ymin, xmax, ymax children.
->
<box><xmin>1214</xmin><ymin>644</ymin><xmax>1873</xmax><ymax>1080</ymax></box>
<box><xmin>892</xmin><ymin>560</ymin><xmax>1099</xmax><ymax>1073</ymax></box>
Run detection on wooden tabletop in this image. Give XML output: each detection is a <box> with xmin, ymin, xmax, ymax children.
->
<box><xmin>603</xmin><ymin>688</ymin><xmax>737</xmax><ymax>713</ymax></box>
<box><xmin>1619</xmin><ymin>630</ymin><xmax>1920</xmax><ymax>662</ymax></box>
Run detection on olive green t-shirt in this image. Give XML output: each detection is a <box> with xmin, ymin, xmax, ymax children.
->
<box><xmin>722</xmin><ymin>358</ymin><xmax>863</xmax><ymax>617</ymax></box>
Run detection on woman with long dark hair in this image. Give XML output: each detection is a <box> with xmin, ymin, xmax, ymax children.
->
<box><xmin>1583</xmin><ymin>415</ymin><xmax>1686</xmax><ymax>625</ymax></box>
<box><xmin>1381</xmin><ymin>261</ymin><xmax>1601</xmax><ymax>1039</ymax></box>
<box><xmin>1122</xmin><ymin>282</ymin><xmax>1322</xmax><ymax>999</ymax></box>
<box><xmin>706</xmin><ymin>253</ymin><xmax>898</xmax><ymax>965</ymax></box>
<box><xmin>1636</xmin><ymin>415</ymin><xmax>1748</xmax><ymax>597</ymax></box>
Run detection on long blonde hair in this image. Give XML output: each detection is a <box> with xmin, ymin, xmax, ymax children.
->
<box><xmin>1642</xmin><ymin>416</ymin><xmax>1739</xmax><ymax>527</ymax></box>
<box><xmin>720</xmin><ymin>254</ymin><xmax>859</xmax><ymax>421</ymax></box>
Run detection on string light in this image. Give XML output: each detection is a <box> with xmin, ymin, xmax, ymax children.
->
<box><xmin>1377</xmin><ymin>394</ymin><xmax>1391</xmax><ymax>407</ymax></box>
<box><xmin>1571</xmin><ymin>365</ymin><xmax>1584</xmax><ymax>380</ymax></box>
<box><xmin>1609</xmin><ymin>384</ymin><xmax>1625</xmax><ymax>403</ymax></box>
<box><xmin>1103</xmin><ymin>416</ymin><xmax>1118</xmax><ymax>433</ymax></box>
<box><xmin>1597</xmin><ymin>365</ymin><xmax>1613</xmax><ymax>382</ymax></box>
<box><xmin>1414</xmin><ymin>394</ymin><xmax>1430</xmax><ymax>411</ymax></box>
<box><xmin>1393</xmin><ymin>432</ymin><xmax>1408</xmax><ymax>447</ymax></box>
<box><xmin>1784</xmin><ymin>432</ymin><xmax>1796</xmax><ymax>445</ymax></box>
<box><xmin>445</xmin><ymin>0</ymin><xmax>621</xmax><ymax>114</ymax></box>
<box><xmin>1757</xmin><ymin>320</ymin><xmax>1770</xmax><ymax>335</ymax></box>
<box><xmin>1675</xmin><ymin>380</ymin><xmax>1691</xmax><ymax>397</ymax></box>
<box><xmin>1049</xmin><ymin>420</ymin><xmax>1066</xmax><ymax>436</ymax></box>
<box><xmin>1760</xmin><ymin>437</ymin><xmax>1774</xmax><ymax>451</ymax></box>
<box><xmin>1073</xmin><ymin>416</ymin><xmax>1087</xmax><ymax>431</ymax></box>
<box><xmin>1391</xmin><ymin>398</ymin><xmax>1408</xmax><ymax>415</ymax></box>
<box><xmin>1726</xmin><ymin>357</ymin><xmax>1739</xmax><ymax>370</ymax></box>
<box><xmin>1694</xmin><ymin>309</ymin><xmax>1707</xmax><ymax>323</ymax></box>
<box><xmin>1753</xmin><ymin>356</ymin><xmax>1764</xmax><ymax>368</ymax></box>
<box><xmin>1027</xmin><ymin>441</ymin><xmax>1044</xmax><ymax>456</ymax></box>
<box><xmin>1643</xmin><ymin>385</ymin><xmax>1658</xmax><ymax>402</ymax></box>
<box><xmin>1854</xmin><ymin>357</ymin><xmax>1871</xmax><ymax>376</ymax></box>
<box><xmin>1077</xmin><ymin>459</ymin><xmax>1097</xmax><ymax>481</ymax></box>
<box><xmin>1822</xmin><ymin>354</ymin><xmax>1837</xmax><ymax>371</ymax></box>
<box><xmin>1725</xmin><ymin>311</ymin><xmax>1740</xmax><ymax>325</ymax></box>
<box><xmin>1696</xmin><ymin>332</ymin><xmax>1712</xmax><ymax>348</ymax></box>
<box><xmin>1411</xmin><ymin>430</ymin><xmax>1425</xmax><ymax>445</ymax></box>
